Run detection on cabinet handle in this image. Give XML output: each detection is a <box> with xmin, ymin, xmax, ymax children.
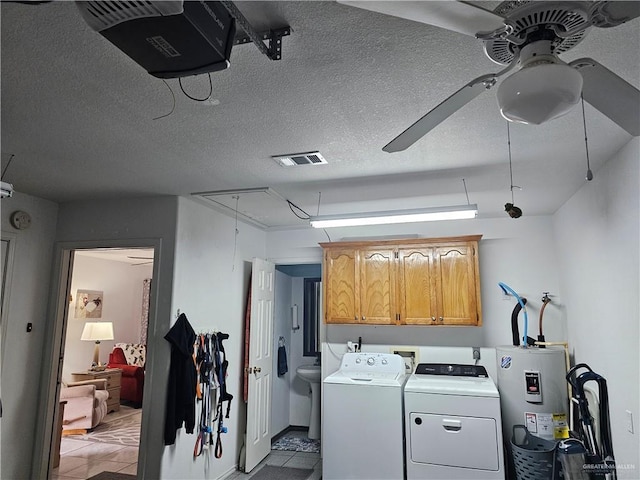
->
<box><xmin>354</xmin><ymin>316</ymin><xmax>358</xmax><ymax>321</ymax></box>
<box><xmin>439</xmin><ymin>316</ymin><xmax>444</xmax><ymax>323</ymax></box>
<box><xmin>431</xmin><ymin>316</ymin><xmax>436</xmax><ymax>323</ymax></box>
<box><xmin>362</xmin><ymin>316</ymin><xmax>366</xmax><ymax>321</ymax></box>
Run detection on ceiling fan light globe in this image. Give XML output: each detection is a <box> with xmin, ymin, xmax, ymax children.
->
<box><xmin>497</xmin><ymin>63</ymin><xmax>583</xmax><ymax>125</ymax></box>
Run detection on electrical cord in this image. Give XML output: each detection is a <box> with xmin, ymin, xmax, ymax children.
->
<box><xmin>287</xmin><ymin>200</ymin><xmax>310</xmax><ymax>220</ymax></box>
<box><xmin>153</xmin><ymin>80</ymin><xmax>176</xmax><ymax>121</ymax></box>
<box><xmin>286</xmin><ymin>198</ymin><xmax>331</xmax><ymax>241</ymax></box>
<box><xmin>178</xmin><ymin>73</ymin><xmax>213</xmax><ymax>102</ymax></box>
<box><xmin>2</xmin><ymin>154</ymin><xmax>15</xmax><ymax>180</ymax></box>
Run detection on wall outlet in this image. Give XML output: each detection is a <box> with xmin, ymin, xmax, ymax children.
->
<box><xmin>626</xmin><ymin>410</ymin><xmax>634</xmax><ymax>434</ymax></box>
<box><xmin>391</xmin><ymin>347</ymin><xmax>419</xmax><ymax>374</ymax></box>
<box><xmin>472</xmin><ymin>347</ymin><xmax>481</xmax><ymax>361</ymax></box>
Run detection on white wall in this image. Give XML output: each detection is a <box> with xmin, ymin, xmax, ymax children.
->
<box><xmin>553</xmin><ymin>138</ymin><xmax>639</xmax><ymax>478</ymax></box>
<box><xmin>160</xmin><ymin>197</ymin><xmax>266</xmax><ymax>480</ymax></box>
<box><xmin>289</xmin><ymin>277</ymin><xmax>312</xmax><ymax>427</ymax></box>
<box><xmin>272</xmin><ymin>270</ymin><xmax>292</xmax><ymax>435</ymax></box>
<box><xmin>268</xmin><ymin>216</ymin><xmax>566</xmax><ymax>353</ymax></box>
<box><xmin>43</xmin><ymin>195</ymin><xmax>179</xmax><ymax>480</ymax></box>
<box><xmin>0</xmin><ymin>191</ymin><xmax>58</xmax><ymax>480</ymax></box>
<box><xmin>62</xmin><ymin>254</ymin><xmax>152</xmax><ymax>380</ymax></box>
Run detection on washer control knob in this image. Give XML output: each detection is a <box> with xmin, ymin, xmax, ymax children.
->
<box><xmin>355</xmin><ymin>357</ymin><xmax>361</xmax><ymax>364</ymax></box>
<box><xmin>447</xmin><ymin>365</ymin><xmax>454</xmax><ymax>373</ymax></box>
<box><xmin>381</xmin><ymin>359</ymin><xmax>388</xmax><ymax>365</ymax></box>
<box><xmin>367</xmin><ymin>357</ymin><xmax>375</xmax><ymax>366</ymax></box>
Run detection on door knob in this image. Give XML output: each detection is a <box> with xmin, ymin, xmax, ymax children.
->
<box><xmin>252</xmin><ymin>367</ymin><xmax>262</xmax><ymax>374</ymax></box>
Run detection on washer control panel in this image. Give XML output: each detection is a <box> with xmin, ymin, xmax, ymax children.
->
<box><xmin>415</xmin><ymin>363</ymin><xmax>488</xmax><ymax>377</ymax></box>
<box><xmin>340</xmin><ymin>352</ymin><xmax>405</xmax><ymax>374</ymax></box>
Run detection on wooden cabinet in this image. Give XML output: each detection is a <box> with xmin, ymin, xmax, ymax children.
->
<box><xmin>324</xmin><ymin>248</ymin><xmax>358</xmax><ymax>323</ymax></box>
<box><xmin>71</xmin><ymin>368</ymin><xmax>122</xmax><ymax>413</ymax></box>
<box><xmin>321</xmin><ymin>236</ymin><xmax>482</xmax><ymax>326</ymax></box>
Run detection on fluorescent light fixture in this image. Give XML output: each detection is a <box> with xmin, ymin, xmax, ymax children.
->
<box><xmin>310</xmin><ymin>204</ymin><xmax>478</xmax><ymax>228</ymax></box>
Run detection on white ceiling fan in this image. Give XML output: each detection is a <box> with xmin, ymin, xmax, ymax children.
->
<box><xmin>338</xmin><ymin>1</ymin><xmax>640</xmax><ymax>152</ymax></box>
<box><xmin>128</xmin><ymin>255</ymin><xmax>154</xmax><ymax>266</ymax></box>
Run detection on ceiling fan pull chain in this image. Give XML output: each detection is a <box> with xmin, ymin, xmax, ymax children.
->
<box><xmin>507</xmin><ymin>122</ymin><xmax>515</xmax><ymax>204</ymax></box>
<box><xmin>581</xmin><ymin>96</ymin><xmax>594</xmax><ymax>182</ymax></box>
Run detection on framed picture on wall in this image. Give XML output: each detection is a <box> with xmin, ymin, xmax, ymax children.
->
<box><xmin>75</xmin><ymin>289</ymin><xmax>103</xmax><ymax>318</ymax></box>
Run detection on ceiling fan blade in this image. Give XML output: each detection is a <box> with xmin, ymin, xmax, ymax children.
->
<box><xmin>337</xmin><ymin>1</ymin><xmax>506</xmax><ymax>37</ymax></box>
<box><xmin>383</xmin><ymin>74</ymin><xmax>498</xmax><ymax>153</ymax></box>
<box><xmin>589</xmin><ymin>1</ymin><xmax>640</xmax><ymax>28</ymax></box>
<box><xmin>570</xmin><ymin>58</ymin><xmax>640</xmax><ymax>136</ymax></box>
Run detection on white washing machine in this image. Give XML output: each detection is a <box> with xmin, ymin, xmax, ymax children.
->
<box><xmin>323</xmin><ymin>352</ymin><xmax>406</xmax><ymax>480</ymax></box>
<box><xmin>404</xmin><ymin>363</ymin><xmax>505</xmax><ymax>479</ymax></box>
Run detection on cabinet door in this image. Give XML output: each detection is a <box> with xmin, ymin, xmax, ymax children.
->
<box><xmin>324</xmin><ymin>248</ymin><xmax>359</xmax><ymax>323</ymax></box>
<box><xmin>397</xmin><ymin>247</ymin><xmax>437</xmax><ymax>325</ymax></box>
<box><xmin>433</xmin><ymin>243</ymin><xmax>479</xmax><ymax>325</ymax></box>
<box><xmin>359</xmin><ymin>248</ymin><xmax>396</xmax><ymax>324</ymax></box>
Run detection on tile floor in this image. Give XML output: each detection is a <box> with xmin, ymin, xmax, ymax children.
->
<box><xmin>223</xmin><ymin>449</ymin><xmax>322</xmax><ymax>480</ymax></box>
<box><xmin>223</xmin><ymin>429</ymin><xmax>321</xmax><ymax>480</ymax></box>
<box><xmin>51</xmin><ymin>407</ymin><xmax>139</xmax><ymax>480</ymax></box>
<box><xmin>51</xmin><ymin>438</ymin><xmax>138</xmax><ymax>479</ymax></box>
<box><xmin>52</xmin><ymin>421</ymin><xmax>320</xmax><ymax>480</ymax></box>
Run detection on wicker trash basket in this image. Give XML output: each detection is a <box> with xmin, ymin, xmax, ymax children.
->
<box><xmin>511</xmin><ymin>425</ymin><xmax>560</xmax><ymax>480</ymax></box>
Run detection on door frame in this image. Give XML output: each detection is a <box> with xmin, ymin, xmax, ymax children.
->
<box><xmin>1</xmin><ymin>231</ymin><xmax>17</xmax><ymax>371</ymax></box>
<box><xmin>31</xmin><ymin>238</ymin><xmax>162</xmax><ymax>479</ymax></box>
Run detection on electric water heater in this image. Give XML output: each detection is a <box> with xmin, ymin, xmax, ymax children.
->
<box><xmin>496</xmin><ymin>346</ymin><xmax>569</xmax><ymax>447</ymax></box>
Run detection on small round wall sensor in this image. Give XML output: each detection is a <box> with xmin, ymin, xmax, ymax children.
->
<box><xmin>10</xmin><ymin>210</ymin><xmax>31</xmax><ymax>230</ymax></box>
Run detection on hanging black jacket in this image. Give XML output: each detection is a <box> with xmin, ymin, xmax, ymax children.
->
<box><xmin>164</xmin><ymin>313</ymin><xmax>197</xmax><ymax>445</ymax></box>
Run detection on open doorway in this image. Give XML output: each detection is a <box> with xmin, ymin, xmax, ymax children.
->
<box><xmin>270</xmin><ymin>264</ymin><xmax>322</xmax><ymax>454</ymax></box>
<box><xmin>50</xmin><ymin>247</ymin><xmax>153</xmax><ymax>479</ymax></box>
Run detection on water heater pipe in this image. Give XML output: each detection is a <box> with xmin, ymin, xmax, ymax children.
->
<box><xmin>498</xmin><ymin>282</ymin><xmax>528</xmax><ymax>347</ymax></box>
<box><xmin>538</xmin><ymin>293</ymin><xmax>551</xmax><ymax>344</ymax></box>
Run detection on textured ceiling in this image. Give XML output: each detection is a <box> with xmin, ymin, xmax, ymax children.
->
<box><xmin>1</xmin><ymin>1</ymin><xmax>638</xmax><ymax>229</ymax></box>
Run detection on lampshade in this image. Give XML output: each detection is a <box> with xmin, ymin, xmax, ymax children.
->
<box><xmin>80</xmin><ymin>322</ymin><xmax>114</xmax><ymax>341</ymax></box>
<box><xmin>81</xmin><ymin>322</ymin><xmax>114</xmax><ymax>368</ymax></box>
<box><xmin>497</xmin><ymin>63</ymin><xmax>583</xmax><ymax>125</ymax></box>
<box><xmin>310</xmin><ymin>204</ymin><xmax>478</xmax><ymax>228</ymax></box>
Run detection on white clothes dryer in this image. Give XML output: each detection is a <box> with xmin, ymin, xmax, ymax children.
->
<box><xmin>404</xmin><ymin>363</ymin><xmax>505</xmax><ymax>479</ymax></box>
<box><xmin>323</xmin><ymin>352</ymin><xmax>406</xmax><ymax>480</ymax></box>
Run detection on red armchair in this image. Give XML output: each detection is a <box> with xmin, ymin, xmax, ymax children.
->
<box><xmin>108</xmin><ymin>347</ymin><xmax>144</xmax><ymax>407</ymax></box>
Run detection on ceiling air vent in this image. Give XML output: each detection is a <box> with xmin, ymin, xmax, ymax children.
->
<box><xmin>272</xmin><ymin>151</ymin><xmax>328</xmax><ymax>167</ymax></box>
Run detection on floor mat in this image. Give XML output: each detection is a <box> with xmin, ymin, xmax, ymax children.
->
<box><xmin>86</xmin><ymin>472</ymin><xmax>136</xmax><ymax>480</ymax></box>
<box><xmin>271</xmin><ymin>432</ymin><xmax>320</xmax><ymax>453</ymax></box>
<box><xmin>250</xmin><ymin>465</ymin><xmax>313</xmax><ymax>480</ymax></box>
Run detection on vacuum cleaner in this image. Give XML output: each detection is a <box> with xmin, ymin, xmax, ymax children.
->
<box><xmin>559</xmin><ymin>364</ymin><xmax>616</xmax><ymax>480</ymax></box>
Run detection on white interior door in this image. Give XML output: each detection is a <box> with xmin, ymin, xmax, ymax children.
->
<box><xmin>245</xmin><ymin>258</ymin><xmax>275</xmax><ymax>472</ymax></box>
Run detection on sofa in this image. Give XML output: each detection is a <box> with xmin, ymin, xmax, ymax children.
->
<box><xmin>60</xmin><ymin>379</ymin><xmax>109</xmax><ymax>431</ymax></box>
<box><xmin>108</xmin><ymin>343</ymin><xmax>145</xmax><ymax>407</ymax></box>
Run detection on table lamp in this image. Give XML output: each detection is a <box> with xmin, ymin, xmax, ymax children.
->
<box><xmin>81</xmin><ymin>321</ymin><xmax>114</xmax><ymax>370</ymax></box>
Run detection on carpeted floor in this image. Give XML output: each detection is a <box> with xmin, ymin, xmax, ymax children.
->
<box><xmin>271</xmin><ymin>431</ymin><xmax>320</xmax><ymax>453</ymax></box>
<box><xmin>76</xmin><ymin>409</ymin><xmax>141</xmax><ymax>447</ymax></box>
<box><xmin>87</xmin><ymin>472</ymin><xmax>136</xmax><ymax>480</ymax></box>
<box><xmin>249</xmin><ymin>465</ymin><xmax>313</xmax><ymax>480</ymax></box>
